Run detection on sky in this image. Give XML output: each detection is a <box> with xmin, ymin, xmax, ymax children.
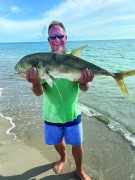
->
<box><xmin>0</xmin><ymin>0</ymin><xmax>135</xmax><ymax>42</ymax></box>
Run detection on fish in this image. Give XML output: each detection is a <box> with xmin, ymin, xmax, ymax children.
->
<box><xmin>15</xmin><ymin>46</ymin><xmax>135</xmax><ymax>97</ymax></box>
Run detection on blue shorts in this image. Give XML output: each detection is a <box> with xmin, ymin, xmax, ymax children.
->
<box><xmin>44</xmin><ymin>116</ymin><xmax>83</xmax><ymax>146</ymax></box>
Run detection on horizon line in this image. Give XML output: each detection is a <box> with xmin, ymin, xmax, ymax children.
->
<box><xmin>0</xmin><ymin>38</ymin><xmax>135</xmax><ymax>44</ymax></box>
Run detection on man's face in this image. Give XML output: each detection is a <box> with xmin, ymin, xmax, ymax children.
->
<box><xmin>48</xmin><ymin>25</ymin><xmax>67</xmax><ymax>53</ymax></box>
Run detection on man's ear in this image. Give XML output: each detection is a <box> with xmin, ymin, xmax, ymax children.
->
<box><xmin>48</xmin><ymin>37</ymin><xmax>51</xmax><ymax>45</ymax></box>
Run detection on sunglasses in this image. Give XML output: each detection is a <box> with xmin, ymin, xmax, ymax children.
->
<box><xmin>49</xmin><ymin>34</ymin><xmax>65</xmax><ymax>40</ymax></box>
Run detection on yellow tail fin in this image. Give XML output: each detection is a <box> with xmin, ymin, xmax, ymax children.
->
<box><xmin>113</xmin><ymin>70</ymin><xmax>135</xmax><ymax>98</ymax></box>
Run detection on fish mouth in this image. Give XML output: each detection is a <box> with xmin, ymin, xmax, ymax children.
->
<box><xmin>14</xmin><ymin>72</ymin><xmax>26</xmax><ymax>78</ymax></box>
<box><xmin>14</xmin><ymin>72</ymin><xmax>21</xmax><ymax>74</ymax></box>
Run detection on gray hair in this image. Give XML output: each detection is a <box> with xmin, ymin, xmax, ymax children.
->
<box><xmin>48</xmin><ymin>21</ymin><xmax>66</xmax><ymax>34</ymax></box>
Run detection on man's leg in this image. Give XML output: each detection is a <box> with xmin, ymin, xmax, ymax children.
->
<box><xmin>44</xmin><ymin>123</ymin><xmax>68</xmax><ymax>173</ymax></box>
<box><xmin>53</xmin><ymin>139</ymin><xmax>68</xmax><ymax>173</ymax></box>
<box><xmin>72</xmin><ymin>145</ymin><xmax>91</xmax><ymax>180</ymax></box>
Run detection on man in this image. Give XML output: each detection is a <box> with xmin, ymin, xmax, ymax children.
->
<box><xmin>26</xmin><ymin>21</ymin><xmax>94</xmax><ymax>180</ymax></box>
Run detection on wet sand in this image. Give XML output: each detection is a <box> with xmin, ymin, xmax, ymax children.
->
<box><xmin>0</xmin><ymin>116</ymin><xmax>78</xmax><ymax>180</ymax></box>
<box><xmin>1</xmin><ymin>115</ymin><xmax>135</xmax><ymax>180</ymax></box>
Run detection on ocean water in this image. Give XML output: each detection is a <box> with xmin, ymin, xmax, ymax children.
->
<box><xmin>0</xmin><ymin>40</ymin><xmax>135</xmax><ymax>179</ymax></box>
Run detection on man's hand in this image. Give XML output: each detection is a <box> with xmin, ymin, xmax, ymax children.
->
<box><xmin>79</xmin><ymin>68</ymin><xmax>94</xmax><ymax>91</ymax></box>
<box><xmin>26</xmin><ymin>69</ymin><xmax>40</xmax><ymax>84</ymax></box>
<box><xmin>26</xmin><ymin>69</ymin><xmax>43</xmax><ymax>96</ymax></box>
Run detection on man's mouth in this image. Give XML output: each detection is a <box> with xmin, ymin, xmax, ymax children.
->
<box><xmin>53</xmin><ymin>44</ymin><xmax>62</xmax><ymax>46</ymax></box>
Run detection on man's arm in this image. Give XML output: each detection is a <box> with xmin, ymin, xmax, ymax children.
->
<box><xmin>26</xmin><ymin>69</ymin><xmax>43</xmax><ymax>96</ymax></box>
<box><xmin>79</xmin><ymin>68</ymin><xmax>94</xmax><ymax>91</ymax></box>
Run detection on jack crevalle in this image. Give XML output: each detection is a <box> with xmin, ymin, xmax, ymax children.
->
<box><xmin>15</xmin><ymin>46</ymin><xmax>135</xmax><ymax>97</ymax></box>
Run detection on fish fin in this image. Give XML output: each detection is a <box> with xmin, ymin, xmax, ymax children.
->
<box><xmin>46</xmin><ymin>78</ymin><xmax>53</xmax><ymax>87</ymax></box>
<box><xmin>48</xmin><ymin>74</ymin><xmax>55</xmax><ymax>81</ymax></box>
<box><xmin>40</xmin><ymin>73</ymin><xmax>53</xmax><ymax>87</ymax></box>
<box><xmin>118</xmin><ymin>70</ymin><xmax>135</xmax><ymax>77</ymax></box>
<box><xmin>42</xmin><ymin>72</ymin><xmax>63</xmax><ymax>102</ymax></box>
<box><xmin>113</xmin><ymin>70</ymin><xmax>135</xmax><ymax>98</ymax></box>
<box><xmin>34</xmin><ymin>67</ymin><xmax>37</xmax><ymax>73</ymax></box>
<box><xmin>36</xmin><ymin>61</ymin><xmax>45</xmax><ymax>77</ymax></box>
<box><xmin>47</xmin><ymin>74</ymin><xmax>63</xmax><ymax>103</ymax></box>
<box><xmin>42</xmin><ymin>73</ymin><xmax>54</xmax><ymax>87</ymax></box>
<box><xmin>53</xmin><ymin>80</ymin><xmax>63</xmax><ymax>103</ymax></box>
<box><xmin>70</xmin><ymin>45</ymin><xmax>88</xmax><ymax>57</ymax></box>
<box><xmin>36</xmin><ymin>62</ymin><xmax>53</xmax><ymax>87</ymax></box>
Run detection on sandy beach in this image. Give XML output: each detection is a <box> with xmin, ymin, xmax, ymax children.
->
<box><xmin>1</xmin><ymin>114</ymin><xmax>135</xmax><ymax>180</ymax></box>
<box><xmin>0</xmin><ymin>116</ymin><xmax>79</xmax><ymax>180</ymax></box>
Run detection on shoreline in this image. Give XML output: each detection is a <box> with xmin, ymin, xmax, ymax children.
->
<box><xmin>1</xmin><ymin>113</ymin><xmax>135</xmax><ymax>180</ymax></box>
<box><xmin>0</xmin><ymin>116</ymin><xmax>78</xmax><ymax>180</ymax></box>
<box><xmin>0</xmin><ymin>113</ymin><xmax>17</xmax><ymax>141</ymax></box>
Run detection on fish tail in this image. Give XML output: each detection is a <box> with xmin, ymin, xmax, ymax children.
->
<box><xmin>113</xmin><ymin>70</ymin><xmax>135</xmax><ymax>98</ymax></box>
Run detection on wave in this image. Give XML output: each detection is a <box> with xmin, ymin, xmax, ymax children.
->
<box><xmin>80</xmin><ymin>103</ymin><xmax>135</xmax><ymax>148</ymax></box>
<box><xmin>0</xmin><ymin>113</ymin><xmax>18</xmax><ymax>141</ymax></box>
<box><xmin>108</xmin><ymin>121</ymin><xmax>135</xmax><ymax>147</ymax></box>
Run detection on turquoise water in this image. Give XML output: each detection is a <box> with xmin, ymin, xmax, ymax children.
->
<box><xmin>0</xmin><ymin>40</ymin><xmax>135</xmax><ymax>143</ymax></box>
<box><xmin>0</xmin><ymin>40</ymin><xmax>135</xmax><ymax>179</ymax></box>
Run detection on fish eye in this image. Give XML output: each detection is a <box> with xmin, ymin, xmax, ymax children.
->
<box><xmin>20</xmin><ymin>64</ymin><xmax>24</xmax><ymax>68</ymax></box>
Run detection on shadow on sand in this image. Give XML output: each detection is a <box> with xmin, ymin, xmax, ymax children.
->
<box><xmin>0</xmin><ymin>162</ymin><xmax>79</xmax><ymax>180</ymax></box>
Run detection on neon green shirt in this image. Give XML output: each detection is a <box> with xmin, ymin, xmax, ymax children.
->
<box><xmin>42</xmin><ymin>78</ymin><xmax>81</xmax><ymax>124</ymax></box>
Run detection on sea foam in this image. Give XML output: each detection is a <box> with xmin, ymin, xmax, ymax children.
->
<box><xmin>0</xmin><ymin>113</ymin><xmax>18</xmax><ymax>141</ymax></box>
<box><xmin>80</xmin><ymin>103</ymin><xmax>135</xmax><ymax>148</ymax></box>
